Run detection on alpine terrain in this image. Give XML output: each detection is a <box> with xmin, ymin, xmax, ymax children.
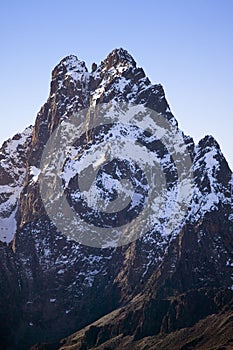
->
<box><xmin>0</xmin><ymin>48</ymin><xmax>232</xmax><ymax>350</ymax></box>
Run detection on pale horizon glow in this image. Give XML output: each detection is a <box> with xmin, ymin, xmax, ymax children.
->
<box><xmin>0</xmin><ymin>0</ymin><xmax>232</xmax><ymax>169</ymax></box>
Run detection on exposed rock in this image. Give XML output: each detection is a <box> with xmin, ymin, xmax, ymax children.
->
<box><xmin>0</xmin><ymin>48</ymin><xmax>232</xmax><ymax>349</ymax></box>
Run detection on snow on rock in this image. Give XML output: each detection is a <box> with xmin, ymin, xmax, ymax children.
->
<box><xmin>188</xmin><ymin>135</ymin><xmax>232</xmax><ymax>222</ymax></box>
<box><xmin>52</xmin><ymin>54</ymin><xmax>88</xmax><ymax>86</ymax></box>
<box><xmin>0</xmin><ymin>208</ymin><xmax>17</xmax><ymax>243</ymax></box>
<box><xmin>0</xmin><ymin>49</ymin><xmax>232</xmax><ymax>349</ymax></box>
<box><xmin>0</xmin><ymin>126</ymin><xmax>32</xmax><ymax>242</ymax></box>
<box><xmin>30</xmin><ymin>166</ymin><xmax>41</xmax><ymax>183</ymax></box>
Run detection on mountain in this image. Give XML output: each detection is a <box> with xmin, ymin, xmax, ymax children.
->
<box><xmin>0</xmin><ymin>48</ymin><xmax>232</xmax><ymax>350</ymax></box>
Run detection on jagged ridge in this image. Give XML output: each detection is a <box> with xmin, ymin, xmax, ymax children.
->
<box><xmin>0</xmin><ymin>48</ymin><xmax>232</xmax><ymax>350</ymax></box>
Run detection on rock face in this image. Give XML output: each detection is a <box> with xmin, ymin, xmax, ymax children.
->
<box><xmin>0</xmin><ymin>48</ymin><xmax>232</xmax><ymax>350</ymax></box>
<box><xmin>0</xmin><ymin>127</ymin><xmax>32</xmax><ymax>243</ymax></box>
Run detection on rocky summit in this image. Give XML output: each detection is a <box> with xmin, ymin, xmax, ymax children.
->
<box><xmin>0</xmin><ymin>48</ymin><xmax>232</xmax><ymax>350</ymax></box>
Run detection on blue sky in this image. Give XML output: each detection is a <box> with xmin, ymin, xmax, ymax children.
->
<box><xmin>0</xmin><ymin>0</ymin><xmax>232</xmax><ymax>168</ymax></box>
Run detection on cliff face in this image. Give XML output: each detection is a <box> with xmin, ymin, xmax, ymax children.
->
<box><xmin>0</xmin><ymin>49</ymin><xmax>232</xmax><ymax>350</ymax></box>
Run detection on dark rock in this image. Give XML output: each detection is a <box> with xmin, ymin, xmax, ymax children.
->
<box><xmin>0</xmin><ymin>49</ymin><xmax>232</xmax><ymax>350</ymax></box>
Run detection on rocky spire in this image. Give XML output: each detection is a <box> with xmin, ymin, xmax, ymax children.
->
<box><xmin>0</xmin><ymin>49</ymin><xmax>232</xmax><ymax>350</ymax></box>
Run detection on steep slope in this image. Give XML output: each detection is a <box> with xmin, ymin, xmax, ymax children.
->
<box><xmin>54</xmin><ymin>307</ymin><xmax>233</xmax><ymax>350</ymax></box>
<box><xmin>40</xmin><ymin>134</ymin><xmax>233</xmax><ymax>349</ymax></box>
<box><xmin>0</xmin><ymin>49</ymin><xmax>178</xmax><ymax>349</ymax></box>
<box><xmin>0</xmin><ymin>126</ymin><xmax>32</xmax><ymax>243</ymax></box>
<box><xmin>0</xmin><ymin>48</ymin><xmax>232</xmax><ymax>350</ymax></box>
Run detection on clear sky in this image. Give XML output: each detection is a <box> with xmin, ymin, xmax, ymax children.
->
<box><xmin>0</xmin><ymin>0</ymin><xmax>232</xmax><ymax>169</ymax></box>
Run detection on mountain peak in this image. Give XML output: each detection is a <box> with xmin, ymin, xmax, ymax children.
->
<box><xmin>0</xmin><ymin>49</ymin><xmax>233</xmax><ymax>350</ymax></box>
<box><xmin>58</xmin><ymin>54</ymin><xmax>87</xmax><ymax>72</ymax></box>
<box><xmin>198</xmin><ymin>135</ymin><xmax>220</xmax><ymax>150</ymax></box>
<box><xmin>101</xmin><ymin>48</ymin><xmax>137</xmax><ymax>70</ymax></box>
<box><xmin>51</xmin><ymin>55</ymin><xmax>88</xmax><ymax>85</ymax></box>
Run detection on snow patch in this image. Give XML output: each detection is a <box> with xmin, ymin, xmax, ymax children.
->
<box><xmin>30</xmin><ymin>166</ymin><xmax>41</xmax><ymax>183</ymax></box>
<box><xmin>0</xmin><ymin>208</ymin><xmax>17</xmax><ymax>243</ymax></box>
